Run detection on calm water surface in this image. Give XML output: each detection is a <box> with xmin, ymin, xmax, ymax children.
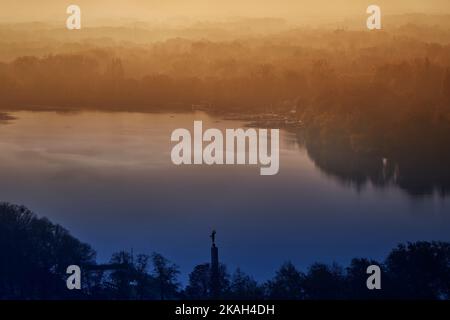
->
<box><xmin>0</xmin><ymin>111</ymin><xmax>449</xmax><ymax>282</ymax></box>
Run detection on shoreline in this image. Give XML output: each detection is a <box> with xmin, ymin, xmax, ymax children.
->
<box><xmin>0</xmin><ymin>112</ymin><xmax>16</xmax><ymax>123</ymax></box>
<box><xmin>1</xmin><ymin>106</ymin><xmax>303</xmax><ymax>130</ymax></box>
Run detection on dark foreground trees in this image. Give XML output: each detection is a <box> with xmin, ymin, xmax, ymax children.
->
<box><xmin>0</xmin><ymin>202</ymin><xmax>95</xmax><ymax>299</ymax></box>
<box><xmin>1</xmin><ymin>202</ymin><xmax>450</xmax><ymax>300</ymax></box>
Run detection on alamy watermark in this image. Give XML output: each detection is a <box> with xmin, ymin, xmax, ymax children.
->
<box><xmin>66</xmin><ymin>5</ymin><xmax>81</xmax><ymax>30</ymax></box>
<box><xmin>65</xmin><ymin>5</ymin><xmax>382</xmax><ymax>31</ymax></box>
<box><xmin>66</xmin><ymin>265</ymin><xmax>81</xmax><ymax>290</ymax></box>
<box><xmin>171</xmin><ymin>121</ymin><xmax>280</xmax><ymax>176</ymax></box>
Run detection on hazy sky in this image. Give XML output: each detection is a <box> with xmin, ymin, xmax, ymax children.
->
<box><xmin>1</xmin><ymin>0</ymin><xmax>450</xmax><ymax>24</ymax></box>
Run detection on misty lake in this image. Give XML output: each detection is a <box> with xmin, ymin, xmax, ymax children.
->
<box><xmin>0</xmin><ymin>111</ymin><xmax>449</xmax><ymax>282</ymax></box>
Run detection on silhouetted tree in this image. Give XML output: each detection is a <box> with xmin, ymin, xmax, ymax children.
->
<box><xmin>345</xmin><ymin>258</ymin><xmax>385</xmax><ymax>299</ymax></box>
<box><xmin>151</xmin><ymin>253</ymin><xmax>180</xmax><ymax>300</ymax></box>
<box><xmin>0</xmin><ymin>202</ymin><xmax>95</xmax><ymax>299</ymax></box>
<box><xmin>134</xmin><ymin>254</ymin><xmax>158</xmax><ymax>299</ymax></box>
<box><xmin>184</xmin><ymin>263</ymin><xmax>230</xmax><ymax>299</ymax></box>
<box><xmin>303</xmin><ymin>263</ymin><xmax>344</xmax><ymax>300</ymax></box>
<box><xmin>185</xmin><ymin>263</ymin><xmax>210</xmax><ymax>299</ymax></box>
<box><xmin>108</xmin><ymin>251</ymin><xmax>134</xmax><ymax>299</ymax></box>
<box><xmin>229</xmin><ymin>268</ymin><xmax>264</xmax><ymax>300</ymax></box>
<box><xmin>265</xmin><ymin>262</ymin><xmax>305</xmax><ymax>300</ymax></box>
<box><xmin>385</xmin><ymin>242</ymin><xmax>450</xmax><ymax>299</ymax></box>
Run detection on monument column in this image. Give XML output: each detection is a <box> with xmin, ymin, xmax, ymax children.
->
<box><xmin>210</xmin><ymin>230</ymin><xmax>220</xmax><ymax>299</ymax></box>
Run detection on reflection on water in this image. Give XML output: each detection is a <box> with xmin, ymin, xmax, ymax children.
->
<box><xmin>0</xmin><ymin>111</ymin><xmax>449</xmax><ymax>282</ymax></box>
<box><xmin>303</xmin><ymin>137</ymin><xmax>450</xmax><ymax>198</ymax></box>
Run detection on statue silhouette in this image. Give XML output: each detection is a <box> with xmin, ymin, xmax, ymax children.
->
<box><xmin>210</xmin><ymin>230</ymin><xmax>216</xmax><ymax>247</ymax></box>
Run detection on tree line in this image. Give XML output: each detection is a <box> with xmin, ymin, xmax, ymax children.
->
<box><xmin>1</xmin><ymin>202</ymin><xmax>450</xmax><ymax>300</ymax></box>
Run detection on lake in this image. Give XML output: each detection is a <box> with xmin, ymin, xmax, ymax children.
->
<box><xmin>0</xmin><ymin>110</ymin><xmax>449</xmax><ymax>283</ymax></box>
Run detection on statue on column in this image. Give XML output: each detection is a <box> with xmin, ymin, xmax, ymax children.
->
<box><xmin>210</xmin><ymin>230</ymin><xmax>216</xmax><ymax>247</ymax></box>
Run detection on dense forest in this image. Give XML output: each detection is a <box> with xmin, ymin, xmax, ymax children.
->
<box><xmin>1</xmin><ymin>202</ymin><xmax>450</xmax><ymax>300</ymax></box>
<box><xmin>1</xmin><ymin>21</ymin><xmax>450</xmax><ymax>114</ymax></box>
<box><xmin>1</xmin><ymin>18</ymin><xmax>450</xmax><ymax>198</ymax></box>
